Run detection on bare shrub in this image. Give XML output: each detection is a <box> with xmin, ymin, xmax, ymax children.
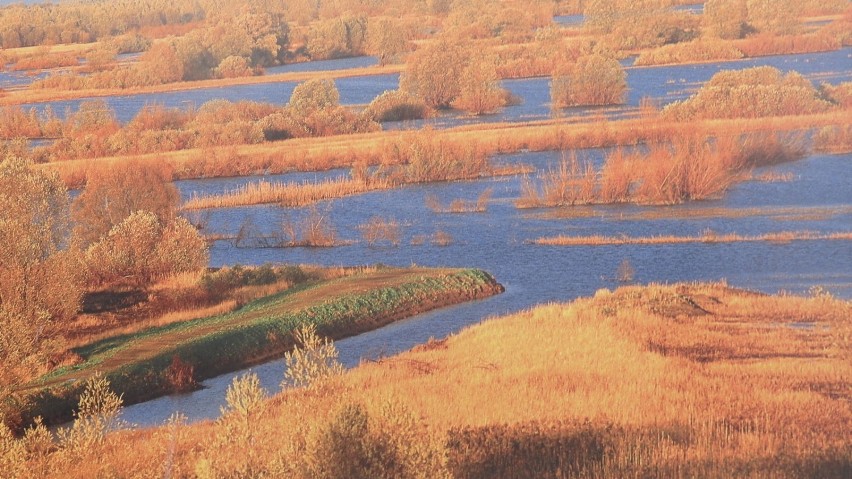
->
<box><xmin>56</xmin><ymin>373</ymin><xmax>123</xmax><ymax>456</ymax></box>
<box><xmin>283</xmin><ymin>324</ymin><xmax>344</xmax><ymax>389</ymax></box>
<box><xmin>358</xmin><ymin>216</ymin><xmax>401</xmax><ymax>247</ymax></box>
<box><xmin>432</xmin><ymin>230</ymin><xmax>454</xmax><ymax>246</ymax></box>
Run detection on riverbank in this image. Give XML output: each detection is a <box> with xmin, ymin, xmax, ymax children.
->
<box><xmin>10</xmin><ymin>281</ymin><xmax>849</xmax><ymax>478</ymax></box>
<box><xmin>3</xmin><ymin>267</ymin><xmax>503</xmax><ymax>430</ymax></box>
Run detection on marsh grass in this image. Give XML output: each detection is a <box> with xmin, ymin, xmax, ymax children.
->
<box><xmin>425</xmin><ymin>188</ymin><xmax>493</xmax><ymax>213</ymax></box>
<box><xmin>533</xmin><ymin>230</ymin><xmax>852</xmax><ymax>246</ymax></box>
<box><xmin>10</xmin><ymin>282</ymin><xmax>849</xmax><ymax>478</ymax></box>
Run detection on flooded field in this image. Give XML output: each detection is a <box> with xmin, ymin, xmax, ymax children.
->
<box><xmin>18</xmin><ymin>48</ymin><xmax>852</xmax><ymax>126</ymax></box>
<box><xmin>116</xmin><ymin>144</ymin><xmax>852</xmax><ymax>426</ymax></box>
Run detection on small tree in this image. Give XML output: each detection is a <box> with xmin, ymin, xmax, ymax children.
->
<box><xmin>282</xmin><ymin>324</ymin><xmax>344</xmax><ymax>389</ymax></box>
<box><xmin>453</xmin><ymin>56</ymin><xmax>506</xmax><ymax>115</ymax></box>
<box><xmin>215</xmin><ymin>55</ymin><xmax>254</xmax><ymax>78</ymax></box>
<box><xmin>72</xmin><ymin>159</ymin><xmax>179</xmax><ymax>247</ymax></box>
<box><xmin>289</xmin><ymin>78</ymin><xmax>340</xmax><ymax>116</ymax></box>
<box><xmin>400</xmin><ymin>40</ymin><xmax>466</xmax><ymax>109</ymax></box>
<box><xmin>56</xmin><ymin>372</ymin><xmax>123</xmax><ymax>456</ymax></box>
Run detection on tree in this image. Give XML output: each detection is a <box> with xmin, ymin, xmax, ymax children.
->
<box><xmin>747</xmin><ymin>0</ymin><xmax>799</xmax><ymax>35</ymax></box>
<box><xmin>0</xmin><ymin>157</ymin><xmax>81</xmax><ymax>387</ymax></box>
<box><xmin>366</xmin><ymin>17</ymin><xmax>412</xmax><ymax>65</ymax></box>
<box><xmin>551</xmin><ymin>54</ymin><xmax>627</xmax><ymax>107</ymax></box>
<box><xmin>705</xmin><ymin>0</ymin><xmax>749</xmax><ymax>39</ymax></box>
<box><xmin>72</xmin><ymin>159</ymin><xmax>180</xmax><ymax>247</ymax></box>
<box><xmin>289</xmin><ymin>78</ymin><xmax>340</xmax><ymax>116</ymax></box>
<box><xmin>85</xmin><ymin>212</ymin><xmax>208</xmax><ymax>287</ymax></box>
<box><xmin>452</xmin><ymin>55</ymin><xmax>506</xmax><ymax>115</ymax></box>
<box><xmin>400</xmin><ymin>40</ymin><xmax>466</xmax><ymax>109</ymax></box>
<box><xmin>307</xmin><ymin>16</ymin><xmax>368</xmax><ymax>60</ymax></box>
<box><xmin>138</xmin><ymin>41</ymin><xmax>185</xmax><ymax>85</ymax></box>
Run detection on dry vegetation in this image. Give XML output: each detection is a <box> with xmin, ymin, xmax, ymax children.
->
<box><xmin>1</xmin><ymin>1</ymin><xmax>850</xmax><ymax>475</ymax></box>
<box><xmin>2</xmin><ymin>282</ymin><xmax>848</xmax><ymax>478</ymax></box>
<box><xmin>534</xmin><ymin>230</ymin><xmax>852</xmax><ymax>246</ymax></box>
<box><xmin>517</xmin><ymin>131</ymin><xmax>807</xmax><ymax>207</ymax></box>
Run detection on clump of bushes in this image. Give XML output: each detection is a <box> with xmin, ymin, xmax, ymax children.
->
<box><xmin>664</xmin><ymin>66</ymin><xmax>833</xmax><ymax>119</ymax></box>
<box><xmin>84</xmin><ymin>212</ymin><xmax>208</xmax><ymax>287</ymax></box>
<box><xmin>550</xmin><ymin>54</ymin><xmax>627</xmax><ymax>107</ymax></box>
<box><xmin>363</xmin><ymin>90</ymin><xmax>431</xmax><ymax>122</ymax></box>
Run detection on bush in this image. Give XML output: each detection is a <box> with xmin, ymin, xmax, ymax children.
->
<box><xmin>215</xmin><ymin>56</ymin><xmax>254</xmax><ymax>78</ymax></box>
<box><xmin>551</xmin><ymin>54</ymin><xmax>627</xmax><ymax>107</ymax></box>
<box><xmin>663</xmin><ymin>66</ymin><xmax>833</xmax><ymax>119</ymax></box>
<box><xmin>364</xmin><ymin>90</ymin><xmax>431</xmax><ymax>122</ymax></box>
<box><xmin>85</xmin><ymin>212</ymin><xmax>208</xmax><ymax>287</ymax></box>
<box><xmin>400</xmin><ymin>40</ymin><xmax>466</xmax><ymax>109</ymax></box>
<box><xmin>289</xmin><ymin>78</ymin><xmax>340</xmax><ymax>116</ymax></box>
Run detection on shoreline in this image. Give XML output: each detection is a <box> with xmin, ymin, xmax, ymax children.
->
<box><xmin>3</xmin><ymin>268</ymin><xmax>504</xmax><ymax>431</ymax></box>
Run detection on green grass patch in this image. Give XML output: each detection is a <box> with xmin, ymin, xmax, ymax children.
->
<box><xmin>5</xmin><ymin>267</ymin><xmax>502</xmax><ymax>429</ymax></box>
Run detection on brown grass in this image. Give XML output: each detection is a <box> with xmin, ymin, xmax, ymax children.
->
<box><xmin>518</xmin><ymin>131</ymin><xmax>807</xmax><ymax>208</ymax></box>
<box><xmin>0</xmin><ymin>64</ymin><xmax>404</xmax><ymax>107</ymax></box>
<box><xmin>357</xmin><ymin>216</ymin><xmax>402</xmax><ymax>247</ymax></box>
<box><xmin>38</xmin><ymin>110</ymin><xmax>849</xmax><ymax>189</ymax></box>
<box><xmin>533</xmin><ymin>230</ymin><xmax>852</xmax><ymax>246</ymax></box>
<box><xmin>183</xmin><ymin>178</ymin><xmax>381</xmax><ymax>210</ymax></box>
<box><xmin>16</xmin><ymin>282</ymin><xmax>850</xmax><ymax>478</ymax></box>
<box><xmin>425</xmin><ymin>188</ymin><xmax>493</xmax><ymax>213</ymax></box>
<box><xmin>814</xmin><ymin>124</ymin><xmax>852</xmax><ymax>153</ymax></box>
<box><xmin>733</xmin><ymin>32</ymin><xmax>842</xmax><ymax>57</ymax></box>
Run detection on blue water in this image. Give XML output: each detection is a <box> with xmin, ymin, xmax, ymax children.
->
<box><xmin>553</xmin><ymin>14</ymin><xmax>584</xmax><ymax>26</ymax></box>
<box><xmin>117</xmin><ymin>147</ymin><xmax>852</xmax><ymax>427</ymax></box>
<box><xmin>18</xmin><ymin>48</ymin><xmax>851</xmax><ymax>129</ymax></box>
<box><xmin>673</xmin><ymin>3</ymin><xmax>704</xmax><ymax>15</ymax></box>
<box><xmin>10</xmin><ymin>38</ymin><xmax>840</xmax><ymax>427</ymax></box>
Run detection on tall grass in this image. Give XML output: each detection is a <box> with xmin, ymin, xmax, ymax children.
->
<box><xmin>8</xmin><ymin>282</ymin><xmax>849</xmax><ymax>477</ymax></box>
<box><xmin>517</xmin><ymin>131</ymin><xmax>807</xmax><ymax>207</ymax></box>
<box><xmin>533</xmin><ymin>230</ymin><xmax>852</xmax><ymax>246</ymax></box>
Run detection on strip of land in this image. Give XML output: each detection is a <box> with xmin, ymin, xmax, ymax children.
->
<box><xmin>0</xmin><ymin>64</ymin><xmax>405</xmax><ymax>106</ymax></box>
<box><xmin>11</xmin><ymin>267</ymin><xmax>503</xmax><ymax>427</ymax></box>
<box><xmin>37</xmin><ymin>111</ymin><xmax>850</xmax><ymax>189</ymax></box>
<box><xmin>533</xmin><ymin>230</ymin><xmax>852</xmax><ymax>246</ymax></box>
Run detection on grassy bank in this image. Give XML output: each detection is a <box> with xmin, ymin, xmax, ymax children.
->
<box><xmin>10</xmin><ymin>281</ymin><xmax>849</xmax><ymax>478</ymax></box>
<box><xmin>5</xmin><ymin>268</ymin><xmax>503</xmax><ymax>429</ymax></box>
